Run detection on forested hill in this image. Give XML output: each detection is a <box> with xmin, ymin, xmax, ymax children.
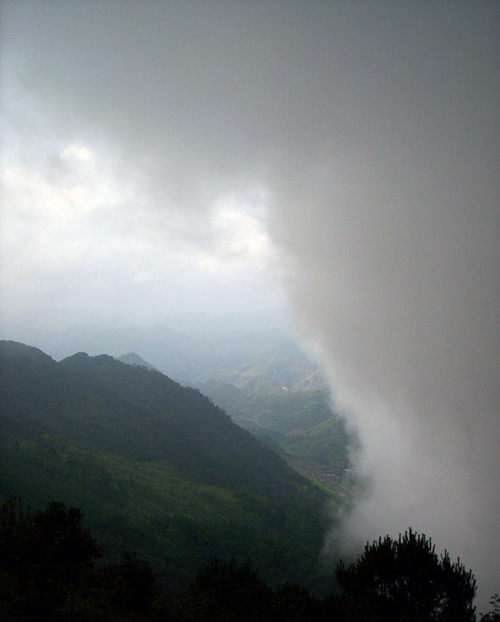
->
<box><xmin>59</xmin><ymin>348</ymin><xmax>307</xmax><ymax>497</ymax></box>
<box><xmin>0</xmin><ymin>340</ymin><xmax>333</xmax><ymax>591</ymax></box>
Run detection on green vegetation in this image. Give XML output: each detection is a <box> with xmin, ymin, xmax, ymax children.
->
<box><xmin>333</xmin><ymin>529</ymin><xmax>477</xmax><ymax>621</ymax></box>
<box><xmin>481</xmin><ymin>595</ymin><xmax>500</xmax><ymax>622</ymax></box>
<box><xmin>1</xmin><ymin>339</ymin><xmax>497</xmax><ymax>621</ymax></box>
<box><xmin>200</xmin><ymin>380</ymin><xmax>353</xmax><ymax>476</ymax></box>
<box><xmin>7</xmin><ymin>319</ymin><xmax>354</xmax><ymax>490</ymax></box>
<box><xmin>0</xmin><ymin>341</ymin><xmax>495</xmax><ymax>619</ymax></box>
<box><xmin>189</xmin><ymin>336</ymin><xmax>354</xmax><ymax>480</ymax></box>
<box><xmin>1</xmin><ymin>497</ymin><xmax>490</xmax><ymax>621</ymax></box>
<box><xmin>0</xmin><ymin>341</ymin><xmax>334</xmax><ymax>592</ymax></box>
<box><xmin>0</xmin><ymin>497</ymin><xmax>157</xmax><ymax>621</ymax></box>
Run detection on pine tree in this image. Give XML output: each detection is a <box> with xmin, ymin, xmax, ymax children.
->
<box><xmin>335</xmin><ymin>528</ymin><xmax>476</xmax><ymax>622</ymax></box>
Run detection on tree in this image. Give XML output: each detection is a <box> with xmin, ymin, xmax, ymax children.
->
<box><xmin>335</xmin><ymin>528</ymin><xmax>476</xmax><ymax>622</ymax></box>
<box><xmin>99</xmin><ymin>550</ymin><xmax>158</xmax><ymax>614</ymax></box>
<box><xmin>0</xmin><ymin>496</ymin><xmax>103</xmax><ymax>620</ymax></box>
<box><xmin>480</xmin><ymin>594</ymin><xmax>500</xmax><ymax>622</ymax></box>
<box><xmin>182</xmin><ymin>556</ymin><xmax>274</xmax><ymax>622</ymax></box>
<box><xmin>273</xmin><ymin>581</ymin><xmax>320</xmax><ymax>622</ymax></box>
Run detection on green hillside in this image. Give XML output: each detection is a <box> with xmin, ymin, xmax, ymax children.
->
<box><xmin>159</xmin><ymin>331</ymin><xmax>354</xmax><ymax>484</ymax></box>
<box><xmin>0</xmin><ymin>341</ymin><xmax>336</xmax><ymax>592</ymax></box>
<box><xmin>199</xmin><ymin>379</ymin><xmax>352</xmax><ymax>472</ymax></box>
<box><xmin>0</xmin><ymin>316</ymin><xmax>354</xmax><ymax>495</ymax></box>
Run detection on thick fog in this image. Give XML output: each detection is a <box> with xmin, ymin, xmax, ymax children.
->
<box><xmin>1</xmin><ymin>0</ymin><xmax>499</xmax><ymax>608</ymax></box>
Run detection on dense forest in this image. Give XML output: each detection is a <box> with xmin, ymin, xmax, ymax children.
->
<box><xmin>1</xmin><ymin>496</ymin><xmax>493</xmax><ymax>621</ymax></box>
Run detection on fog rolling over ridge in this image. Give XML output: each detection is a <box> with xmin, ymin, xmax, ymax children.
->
<box><xmin>1</xmin><ymin>0</ymin><xmax>499</xmax><ymax>608</ymax></box>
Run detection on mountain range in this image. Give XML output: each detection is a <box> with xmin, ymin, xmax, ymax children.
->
<box><xmin>1</xmin><ymin>316</ymin><xmax>353</xmax><ymax>476</ymax></box>
<box><xmin>0</xmin><ymin>340</ymin><xmax>341</xmax><ymax>592</ymax></box>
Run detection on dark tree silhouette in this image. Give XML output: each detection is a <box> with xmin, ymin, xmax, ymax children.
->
<box><xmin>273</xmin><ymin>580</ymin><xmax>320</xmax><ymax>622</ymax></box>
<box><xmin>335</xmin><ymin>528</ymin><xmax>476</xmax><ymax>622</ymax></box>
<box><xmin>99</xmin><ymin>550</ymin><xmax>157</xmax><ymax>613</ymax></box>
<box><xmin>0</xmin><ymin>496</ymin><xmax>103</xmax><ymax>620</ymax></box>
<box><xmin>184</xmin><ymin>556</ymin><xmax>274</xmax><ymax>621</ymax></box>
<box><xmin>480</xmin><ymin>594</ymin><xmax>500</xmax><ymax>622</ymax></box>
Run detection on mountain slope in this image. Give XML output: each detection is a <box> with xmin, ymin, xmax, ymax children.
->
<box><xmin>0</xmin><ymin>341</ymin><xmax>335</xmax><ymax>591</ymax></box>
<box><xmin>59</xmin><ymin>350</ymin><xmax>311</xmax><ymax>497</ymax></box>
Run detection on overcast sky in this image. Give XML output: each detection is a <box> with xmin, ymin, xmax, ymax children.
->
<box><xmin>1</xmin><ymin>0</ymin><xmax>499</xmax><ymax>608</ymax></box>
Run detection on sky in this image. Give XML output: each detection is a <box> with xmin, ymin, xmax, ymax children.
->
<box><xmin>1</xmin><ymin>0</ymin><xmax>499</xmax><ymax>609</ymax></box>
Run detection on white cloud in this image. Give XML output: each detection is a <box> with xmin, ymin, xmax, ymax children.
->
<box><xmin>197</xmin><ymin>190</ymin><xmax>274</xmax><ymax>271</ymax></box>
<box><xmin>60</xmin><ymin>144</ymin><xmax>93</xmax><ymax>161</ymax></box>
<box><xmin>0</xmin><ymin>88</ymin><xmax>282</xmax><ymax>322</ymax></box>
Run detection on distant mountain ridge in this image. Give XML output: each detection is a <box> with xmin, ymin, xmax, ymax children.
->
<box><xmin>0</xmin><ymin>313</ymin><xmax>324</xmax><ymax>391</ymax></box>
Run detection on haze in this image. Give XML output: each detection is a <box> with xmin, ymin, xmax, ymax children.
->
<box><xmin>1</xmin><ymin>0</ymin><xmax>499</xmax><ymax>609</ymax></box>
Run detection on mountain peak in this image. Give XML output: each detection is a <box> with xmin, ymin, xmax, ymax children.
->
<box><xmin>116</xmin><ymin>352</ymin><xmax>160</xmax><ymax>372</ymax></box>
